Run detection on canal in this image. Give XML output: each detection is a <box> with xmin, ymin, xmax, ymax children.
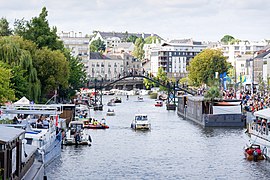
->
<box><xmin>47</xmin><ymin>95</ymin><xmax>270</xmax><ymax>180</ymax></box>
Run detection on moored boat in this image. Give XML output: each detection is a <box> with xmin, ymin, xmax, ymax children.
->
<box><xmin>244</xmin><ymin>144</ymin><xmax>265</xmax><ymax>161</ymax></box>
<box><xmin>131</xmin><ymin>114</ymin><xmax>150</xmax><ymax>130</ymax></box>
<box><xmin>246</xmin><ymin>108</ymin><xmax>270</xmax><ymax>160</ymax></box>
<box><xmin>137</xmin><ymin>96</ymin><xmax>144</xmax><ymax>102</ymax></box>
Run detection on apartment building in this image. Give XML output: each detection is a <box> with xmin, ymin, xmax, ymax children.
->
<box><xmin>149</xmin><ymin>39</ymin><xmax>207</xmax><ymax>79</ymax></box>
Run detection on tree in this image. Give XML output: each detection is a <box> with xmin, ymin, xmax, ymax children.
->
<box><xmin>126</xmin><ymin>35</ymin><xmax>138</xmax><ymax>43</ymax></box>
<box><xmin>0</xmin><ymin>17</ymin><xmax>12</xmax><ymax>36</ymax></box>
<box><xmin>221</xmin><ymin>35</ymin><xmax>235</xmax><ymax>44</ymax></box>
<box><xmin>66</xmin><ymin>56</ymin><xmax>87</xmax><ymax>97</ymax></box>
<box><xmin>17</xmin><ymin>7</ymin><xmax>64</xmax><ymax>51</ymax></box>
<box><xmin>0</xmin><ymin>62</ymin><xmax>15</xmax><ymax>104</ymax></box>
<box><xmin>33</xmin><ymin>47</ymin><xmax>69</xmax><ymax>98</ymax></box>
<box><xmin>144</xmin><ymin>36</ymin><xmax>161</xmax><ymax>44</ymax></box>
<box><xmin>90</xmin><ymin>38</ymin><xmax>106</xmax><ymax>52</ymax></box>
<box><xmin>133</xmin><ymin>38</ymin><xmax>145</xmax><ymax>60</ymax></box>
<box><xmin>0</xmin><ymin>36</ymin><xmax>41</xmax><ymax>102</ymax></box>
<box><xmin>188</xmin><ymin>49</ymin><xmax>229</xmax><ymax>87</ymax></box>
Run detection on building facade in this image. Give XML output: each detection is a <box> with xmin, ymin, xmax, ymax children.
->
<box><xmin>86</xmin><ymin>52</ymin><xmax>142</xmax><ymax>81</ymax></box>
<box><xmin>149</xmin><ymin>39</ymin><xmax>207</xmax><ymax>79</ymax></box>
<box><xmin>59</xmin><ymin>31</ymin><xmax>90</xmax><ymax>61</ymax></box>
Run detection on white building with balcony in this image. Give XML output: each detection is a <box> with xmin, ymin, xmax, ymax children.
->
<box><xmin>149</xmin><ymin>39</ymin><xmax>207</xmax><ymax>78</ymax></box>
<box><xmin>59</xmin><ymin>31</ymin><xmax>90</xmax><ymax>61</ymax></box>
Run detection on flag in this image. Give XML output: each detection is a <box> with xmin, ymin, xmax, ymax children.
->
<box><xmin>55</xmin><ymin>115</ymin><xmax>58</xmax><ymax>127</ymax></box>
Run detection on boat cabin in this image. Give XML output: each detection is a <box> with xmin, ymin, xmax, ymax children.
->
<box><xmin>0</xmin><ymin>127</ymin><xmax>37</xmax><ymax>180</ymax></box>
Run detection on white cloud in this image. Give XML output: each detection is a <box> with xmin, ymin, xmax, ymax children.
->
<box><xmin>0</xmin><ymin>0</ymin><xmax>269</xmax><ymax>41</ymax></box>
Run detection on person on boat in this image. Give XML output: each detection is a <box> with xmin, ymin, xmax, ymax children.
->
<box><xmin>83</xmin><ymin>113</ymin><xmax>88</xmax><ymax>118</ymax></box>
<box><xmin>127</xmin><ymin>94</ymin><xmax>129</xmax><ymax>100</ymax></box>
<box><xmin>36</xmin><ymin>118</ymin><xmax>43</xmax><ymax>128</ymax></box>
<box><xmin>13</xmin><ymin>116</ymin><xmax>19</xmax><ymax>124</ymax></box>
<box><xmin>101</xmin><ymin>118</ymin><xmax>106</xmax><ymax>125</ymax></box>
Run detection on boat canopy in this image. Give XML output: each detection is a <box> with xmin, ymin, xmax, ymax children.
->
<box><xmin>254</xmin><ymin>108</ymin><xmax>270</xmax><ymax>120</ymax></box>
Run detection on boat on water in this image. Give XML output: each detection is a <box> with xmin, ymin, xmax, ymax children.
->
<box><xmin>107</xmin><ymin>99</ymin><xmax>116</xmax><ymax>106</ymax></box>
<box><xmin>1</xmin><ymin>104</ymin><xmax>65</xmax><ymax>167</ymax></box>
<box><xmin>63</xmin><ymin>121</ymin><xmax>92</xmax><ymax>145</ymax></box>
<box><xmin>244</xmin><ymin>144</ymin><xmax>265</xmax><ymax>161</ymax></box>
<box><xmin>155</xmin><ymin>100</ymin><xmax>163</xmax><ymax>107</ymax></box>
<box><xmin>0</xmin><ymin>126</ymin><xmax>46</xmax><ymax>180</ymax></box>
<box><xmin>107</xmin><ymin>109</ymin><xmax>115</xmax><ymax>116</ymax></box>
<box><xmin>246</xmin><ymin>108</ymin><xmax>270</xmax><ymax>160</ymax></box>
<box><xmin>114</xmin><ymin>97</ymin><xmax>122</xmax><ymax>103</ymax></box>
<box><xmin>131</xmin><ymin>114</ymin><xmax>150</xmax><ymax>130</ymax></box>
<box><xmin>137</xmin><ymin>96</ymin><xmax>144</xmax><ymax>102</ymax></box>
<box><xmin>84</xmin><ymin>118</ymin><xmax>109</xmax><ymax>129</ymax></box>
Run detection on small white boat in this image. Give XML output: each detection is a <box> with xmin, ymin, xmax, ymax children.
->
<box><xmin>63</xmin><ymin>121</ymin><xmax>92</xmax><ymax>145</ymax></box>
<box><xmin>107</xmin><ymin>100</ymin><xmax>116</xmax><ymax>106</ymax></box>
<box><xmin>107</xmin><ymin>109</ymin><xmax>115</xmax><ymax>116</ymax></box>
<box><xmin>131</xmin><ymin>114</ymin><xmax>150</xmax><ymax>130</ymax></box>
<box><xmin>137</xmin><ymin>96</ymin><xmax>144</xmax><ymax>102</ymax></box>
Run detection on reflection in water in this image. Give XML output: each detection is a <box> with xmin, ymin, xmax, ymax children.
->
<box><xmin>47</xmin><ymin>96</ymin><xmax>270</xmax><ymax>180</ymax></box>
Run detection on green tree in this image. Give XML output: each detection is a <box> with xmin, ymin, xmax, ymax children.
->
<box><xmin>0</xmin><ymin>17</ymin><xmax>12</xmax><ymax>36</ymax></box>
<box><xmin>144</xmin><ymin>36</ymin><xmax>161</xmax><ymax>44</ymax></box>
<box><xmin>33</xmin><ymin>48</ymin><xmax>69</xmax><ymax>98</ymax></box>
<box><xmin>0</xmin><ymin>36</ymin><xmax>41</xmax><ymax>102</ymax></box>
<box><xmin>188</xmin><ymin>49</ymin><xmax>229</xmax><ymax>87</ymax></box>
<box><xmin>90</xmin><ymin>38</ymin><xmax>106</xmax><ymax>52</ymax></box>
<box><xmin>126</xmin><ymin>35</ymin><xmax>138</xmax><ymax>43</ymax></box>
<box><xmin>17</xmin><ymin>7</ymin><xmax>64</xmax><ymax>51</ymax></box>
<box><xmin>0</xmin><ymin>62</ymin><xmax>15</xmax><ymax>104</ymax></box>
<box><xmin>221</xmin><ymin>35</ymin><xmax>235</xmax><ymax>44</ymax></box>
<box><xmin>66</xmin><ymin>56</ymin><xmax>87</xmax><ymax>97</ymax></box>
<box><xmin>133</xmin><ymin>37</ymin><xmax>145</xmax><ymax>60</ymax></box>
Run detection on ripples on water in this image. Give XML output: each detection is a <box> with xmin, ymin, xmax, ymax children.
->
<box><xmin>47</xmin><ymin>96</ymin><xmax>270</xmax><ymax>180</ymax></box>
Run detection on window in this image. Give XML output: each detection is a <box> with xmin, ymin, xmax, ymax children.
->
<box><xmin>235</xmin><ymin>46</ymin><xmax>239</xmax><ymax>50</ymax></box>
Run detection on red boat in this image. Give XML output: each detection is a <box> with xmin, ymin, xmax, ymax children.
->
<box><xmin>155</xmin><ymin>100</ymin><xmax>163</xmax><ymax>107</ymax></box>
<box><xmin>83</xmin><ymin>119</ymin><xmax>109</xmax><ymax>129</ymax></box>
<box><xmin>244</xmin><ymin>144</ymin><xmax>264</xmax><ymax>161</ymax></box>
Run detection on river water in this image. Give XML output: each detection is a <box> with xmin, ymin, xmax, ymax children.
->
<box><xmin>47</xmin><ymin>95</ymin><xmax>270</xmax><ymax>180</ymax></box>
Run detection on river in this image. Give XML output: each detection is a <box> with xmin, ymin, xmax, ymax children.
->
<box><xmin>47</xmin><ymin>95</ymin><xmax>270</xmax><ymax>180</ymax></box>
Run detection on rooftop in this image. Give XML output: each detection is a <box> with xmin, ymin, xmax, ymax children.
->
<box><xmin>0</xmin><ymin>126</ymin><xmax>25</xmax><ymax>144</ymax></box>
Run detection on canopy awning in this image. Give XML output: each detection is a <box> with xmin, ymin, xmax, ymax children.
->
<box><xmin>254</xmin><ymin>108</ymin><xmax>270</xmax><ymax>120</ymax></box>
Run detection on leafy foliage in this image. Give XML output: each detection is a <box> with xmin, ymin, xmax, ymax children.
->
<box><xmin>188</xmin><ymin>49</ymin><xmax>229</xmax><ymax>87</ymax></box>
<box><xmin>132</xmin><ymin>38</ymin><xmax>145</xmax><ymax>60</ymax></box>
<box><xmin>144</xmin><ymin>36</ymin><xmax>161</xmax><ymax>44</ymax></box>
<box><xmin>33</xmin><ymin>47</ymin><xmax>69</xmax><ymax>97</ymax></box>
<box><xmin>0</xmin><ymin>62</ymin><xmax>15</xmax><ymax>104</ymax></box>
<box><xmin>16</xmin><ymin>7</ymin><xmax>64</xmax><ymax>51</ymax></box>
<box><xmin>0</xmin><ymin>17</ymin><xmax>12</xmax><ymax>36</ymax></box>
<box><xmin>126</xmin><ymin>35</ymin><xmax>138</xmax><ymax>43</ymax></box>
<box><xmin>221</xmin><ymin>35</ymin><xmax>235</xmax><ymax>44</ymax></box>
<box><xmin>0</xmin><ymin>36</ymin><xmax>41</xmax><ymax>102</ymax></box>
<box><xmin>90</xmin><ymin>38</ymin><xmax>106</xmax><ymax>52</ymax></box>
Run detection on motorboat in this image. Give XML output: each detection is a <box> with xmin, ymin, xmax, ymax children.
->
<box><xmin>114</xmin><ymin>97</ymin><xmax>122</xmax><ymax>103</ymax></box>
<box><xmin>131</xmin><ymin>114</ymin><xmax>150</xmax><ymax>130</ymax></box>
<box><xmin>246</xmin><ymin>108</ymin><xmax>270</xmax><ymax>159</ymax></box>
<box><xmin>107</xmin><ymin>99</ymin><xmax>116</xmax><ymax>106</ymax></box>
<box><xmin>63</xmin><ymin>121</ymin><xmax>92</xmax><ymax>145</ymax></box>
<box><xmin>137</xmin><ymin>96</ymin><xmax>144</xmax><ymax>102</ymax></box>
<box><xmin>244</xmin><ymin>144</ymin><xmax>265</xmax><ymax>161</ymax></box>
<box><xmin>107</xmin><ymin>109</ymin><xmax>115</xmax><ymax>116</ymax></box>
<box><xmin>1</xmin><ymin>104</ymin><xmax>65</xmax><ymax>167</ymax></box>
<box><xmin>155</xmin><ymin>100</ymin><xmax>163</xmax><ymax>107</ymax></box>
<box><xmin>82</xmin><ymin>118</ymin><xmax>109</xmax><ymax>129</ymax></box>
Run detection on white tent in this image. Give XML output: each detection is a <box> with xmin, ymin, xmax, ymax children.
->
<box><xmin>14</xmin><ymin>96</ymin><xmax>30</xmax><ymax>105</ymax></box>
<box><xmin>254</xmin><ymin>108</ymin><xmax>270</xmax><ymax>120</ymax></box>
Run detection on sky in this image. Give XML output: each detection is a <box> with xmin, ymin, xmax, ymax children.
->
<box><xmin>1</xmin><ymin>0</ymin><xmax>270</xmax><ymax>41</ymax></box>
